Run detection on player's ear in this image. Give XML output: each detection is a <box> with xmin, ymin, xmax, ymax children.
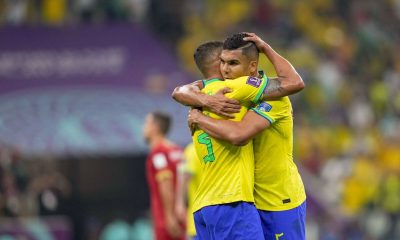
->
<box><xmin>249</xmin><ymin>60</ymin><xmax>258</xmax><ymax>75</ymax></box>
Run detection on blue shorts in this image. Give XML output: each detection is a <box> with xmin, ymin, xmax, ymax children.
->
<box><xmin>258</xmin><ymin>201</ymin><xmax>306</xmax><ymax>240</ymax></box>
<box><xmin>193</xmin><ymin>201</ymin><xmax>264</xmax><ymax>240</ymax></box>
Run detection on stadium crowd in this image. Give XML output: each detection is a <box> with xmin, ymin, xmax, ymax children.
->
<box><xmin>177</xmin><ymin>1</ymin><xmax>400</xmax><ymax>239</ymax></box>
<box><xmin>0</xmin><ymin>143</ymin><xmax>72</xmax><ymax>218</ymax></box>
<box><xmin>1</xmin><ymin>0</ymin><xmax>399</xmax><ymax>239</ymax></box>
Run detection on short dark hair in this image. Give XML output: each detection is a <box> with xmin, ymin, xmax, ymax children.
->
<box><xmin>223</xmin><ymin>33</ymin><xmax>259</xmax><ymax>60</ymax></box>
<box><xmin>193</xmin><ymin>41</ymin><xmax>223</xmax><ymax>75</ymax></box>
<box><xmin>151</xmin><ymin>111</ymin><xmax>171</xmax><ymax>135</ymax></box>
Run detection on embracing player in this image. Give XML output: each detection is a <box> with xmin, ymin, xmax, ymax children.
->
<box><xmin>172</xmin><ymin>33</ymin><xmax>305</xmax><ymax>239</ymax></box>
<box><xmin>188</xmin><ymin>33</ymin><xmax>307</xmax><ymax>240</ymax></box>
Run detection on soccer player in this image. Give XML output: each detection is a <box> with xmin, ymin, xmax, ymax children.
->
<box><xmin>175</xmin><ymin>143</ymin><xmax>202</xmax><ymax>240</ymax></box>
<box><xmin>188</xmin><ymin>33</ymin><xmax>307</xmax><ymax>240</ymax></box>
<box><xmin>187</xmin><ymin>41</ymin><xmax>266</xmax><ymax>239</ymax></box>
<box><xmin>172</xmin><ymin>37</ymin><xmax>303</xmax><ymax>239</ymax></box>
<box><xmin>143</xmin><ymin>111</ymin><xmax>185</xmax><ymax>240</ymax></box>
<box><xmin>172</xmin><ymin>42</ymin><xmax>304</xmax><ymax>119</ymax></box>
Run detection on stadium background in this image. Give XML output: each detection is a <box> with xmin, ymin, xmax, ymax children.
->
<box><xmin>0</xmin><ymin>0</ymin><xmax>399</xmax><ymax>239</ymax></box>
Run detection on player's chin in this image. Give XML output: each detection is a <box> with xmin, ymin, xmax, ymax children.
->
<box><xmin>222</xmin><ymin>74</ymin><xmax>231</xmax><ymax>79</ymax></box>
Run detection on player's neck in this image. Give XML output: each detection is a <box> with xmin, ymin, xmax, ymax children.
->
<box><xmin>149</xmin><ymin>135</ymin><xmax>167</xmax><ymax>149</ymax></box>
<box><xmin>204</xmin><ymin>73</ymin><xmax>222</xmax><ymax>80</ymax></box>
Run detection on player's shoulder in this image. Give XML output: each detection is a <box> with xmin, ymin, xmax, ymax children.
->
<box><xmin>165</xmin><ymin>142</ymin><xmax>184</xmax><ymax>162</ymax></box>
<box><xmin>202</xmin><ymin>78</ymin><xmax>224</xmax><ymax>87</ymax></box>
<box><xmin>228</xmin><ymin>75</ymin><xmax>264</xmax><ymax>88</ymax></box>
<box><xmin>150</xmin><ymin>151</ymin><xmax>169</xmax><ymax>170</ymax></box>
<box><xmin>150</xmin><ymin>146</ymin><xmax>183</xmax><ymax>168</ymax></box>
<box><xmin>152</xmin><ymin>141</ymin><xmax>181</xmax><ymax>155</ymax></box>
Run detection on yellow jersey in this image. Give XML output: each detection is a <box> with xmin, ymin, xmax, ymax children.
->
<box><xmin>183</xmin><ymin>143</ymin><xmax>201</xmax><ymax>236</ymax></box>
<box><xmin>192</xmin><ymin>75</ymin><xmax>268</xmax><ymax>212</ymax></box>
<box><xmin>251</xmin><ymin>97</ymin><xmax>306</xmax><ymax>211</ymax></box>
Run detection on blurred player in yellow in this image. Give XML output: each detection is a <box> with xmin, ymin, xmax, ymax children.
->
<box><xmin>175</xmin><ymin>143</ymin><xmax>201</xmax><ymax>239</ymax></box>
<box><xmin>188</xmin><ymin>33</ymin><xmax>307</xmax><ymax>240</ymax></box>
<box><xmin>172</xmin><ymin>36</ymin><xmax>304</xmax><ymax>239</ymax></box>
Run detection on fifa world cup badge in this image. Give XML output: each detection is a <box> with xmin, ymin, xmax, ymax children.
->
<box><xmin>246</xmin><ymin>76</ymin><xmax>262</xmax><ymax>88</ymax></box>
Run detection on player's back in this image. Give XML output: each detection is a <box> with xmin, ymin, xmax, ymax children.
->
<box><xmin>251</xmin><ymin>97</ymin><xmax>306</xmax><ymax>211</ymax></box>
<box><xmin>192</xmin><ymin>76</ymin><xmax>267</xmax><ymax>212</ymax></box>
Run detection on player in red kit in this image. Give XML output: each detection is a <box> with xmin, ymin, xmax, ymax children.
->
<box><xmin>143</xmin><ymin>111</ymin><xmax>185</xmax><ymax>240</ymax></box>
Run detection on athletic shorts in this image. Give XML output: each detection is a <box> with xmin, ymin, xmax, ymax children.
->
<box><xmin>193</xmin><ymin>201</ymin><xmax>264</xmax><ymax>240</ymax></box>
<box><xmin>258</xmin><ymin>201</ymin><xmax>306</xmax><ymax>240</ymax></box>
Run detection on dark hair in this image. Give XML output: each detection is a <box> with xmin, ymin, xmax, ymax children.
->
<box><xmin>223</xmin><ymin>33</ymin><xmax>259</xmax><ymax>60</ymax></box>
<box><xmin>193</xmin><ymin>41</ymin><xmax>223</xmax><ymax>75</ymax></box>
<box><xmin>151</xmin><ymin>111</ymin><xmax>171</xmax><ymax>135</ymax></box>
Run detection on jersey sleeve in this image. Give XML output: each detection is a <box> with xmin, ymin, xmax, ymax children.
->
<box><xmin>250</xmin><ymin>98</ymin><xmax>291</xmax><ymax>124</ymax></box>
<box><xmin>151</xmin><ymin>152</ymin><xmax>173</xmax><ymax>181</ymax></box>
<box><xmin>225</xmin><ymin>76</ymin><xmax>269</xmax><ymax>104</ymax></box>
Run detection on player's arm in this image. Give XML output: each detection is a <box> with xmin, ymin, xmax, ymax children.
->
<box><xmin>188</xmin><ymin>109</ymin><xmax>270</xmax><ymax>146</ymax></box>
<box><xmin>172</xmin><ymin>80</ymin><xmax>206</xmax><ymax>107</ymax></box>
<box><xmin>244</xmin><ymin>33</ymin><xmax>305</xmax><ymax>99</ymax></box>
<box><xmin>172</xmin><ymin>81</ymin><xmax>241</xmax><ymax>118</ymax></box>
<box><xmin>153</xmin><ymin>154</ymin><xmax>183</xmax><ymax>237</ymax></box>
<box><xmin>158</xmin><ymin>176</ymin><xmax>183</xmax><ymax>237</ymax></box>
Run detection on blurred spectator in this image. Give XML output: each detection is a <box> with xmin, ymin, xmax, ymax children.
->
<box><xmin>2</xmin><ymin>0</ymin><xmax>29</xmax><ymax>25</ymax></box>
<box><xmin>125</xmin><ymin>0</ymin><xmax>148</xmax><ymax>22</ymax></box>
<box><xmin>147</xmin><ymin>0</ymin><xmax>184</xmax><ymax>47</ymax></box>
<box><xmin>28</xmin><ymin>158</ymin><xmax>71</xmax><ymax>216</ymax></box>
<box><xmin>41</xmin><ymin>0</ymin><xmax>68</xmax><ymax>25</ymax></box>
<box><xmin>72</xmin><ymin>0</ymin><xmax>97</xmax><ymax>23</ymax></box>
<box><xmin>0</xmin><ymin>146</ymin><xmax>31</xmax><ymax>217</ymax></box>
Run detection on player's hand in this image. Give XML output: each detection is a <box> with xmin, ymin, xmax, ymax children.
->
<box><xmin>188</xmin><ymin>109</ymin><xmax>202</xmax><ymax>125</ymax></box>
<box><xmin>188</xmin><ymin>109</ymin><xmax>202</xmax><ymax>134</ymax></box>
<box><xmin>165</xmin><ymin>214</ymin><xmax>184</xmax><ymax>238</ymax></box>
<box><xmin>243</xmin><ymin>32</ymin><xmax>268</xmax><ymax>51</ymax></box>
<box><xmin>205</xmin><ymin>87</ymin><xmax>240</xmax><ymax>118</ymax></box>
<box><xmin>175</xmin><ymin>201</ymin><xmax>187</xmax><ymax>225</ymax></box>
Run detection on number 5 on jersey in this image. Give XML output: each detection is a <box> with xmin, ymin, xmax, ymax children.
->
<box><xmin>197</xmin><ymin>132</ymin><xmax>215</xmax><ymax>163</ymax></box>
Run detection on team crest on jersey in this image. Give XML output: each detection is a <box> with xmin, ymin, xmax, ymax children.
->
<box><xmin>246</xmin><ymin>76</ymin><xmax>262</xmax><ymax>88</ymax></box>
<box><xmin>257</xmin><ymin>102</ymin><xmax>272</xmax><ymax>112</ymax></box>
